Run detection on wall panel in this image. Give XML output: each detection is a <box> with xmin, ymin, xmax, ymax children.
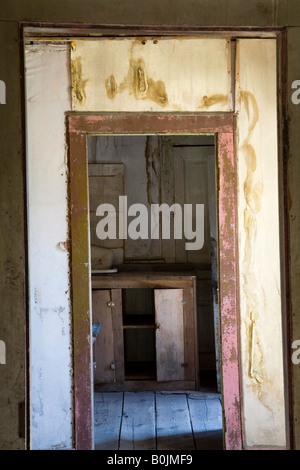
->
<box><xmin>25</xmin><ymin>43</ymin><xmax>73</xmax><ymax>450</ymax></box>
<box><xmin>71</xmin><ymin>38</ymin><xmax>232</xmax><ymax>113</ymax></box>
<box><xmin>236</xmin><ymin>38</ymin><xmax>286</xmax><ymax>448</ymax></box>
<box><xmin>287</xmin><ymin>27</ymin><xmax>300</xmax><ymax>450</ymax></box>
<box><xmin>0</xmin><ymin>21</ymin><xmax>26</xmax><ymax>451</ymax></box>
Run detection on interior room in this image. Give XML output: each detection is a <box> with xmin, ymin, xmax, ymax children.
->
<box><xmin>88</xmin><ymin>133</ymin><xmax>223</xmax><ymax>449</ymax></box>
<box><xmin>17</xmin><ymin>28</ymin><xmax>288</xmax><ymax>451</ymax></box>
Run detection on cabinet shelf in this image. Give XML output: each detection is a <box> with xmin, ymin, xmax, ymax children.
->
<box><xmin>92</xmin><ymin>273</ymin><xmax>198</xmax><ymax>391</ymax></box>
<box><xmin>125</xmin><ymin>361</ymin><xmax>156</xmax><ymax>380</ymax></box>
<box><xmin>123</xmin><ymin>314</ymin><xmax>156</xmax><ymax>329</ymax></box>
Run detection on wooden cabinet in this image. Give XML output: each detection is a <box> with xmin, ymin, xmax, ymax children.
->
<box><xmin>92</xmin><ymin>273</ymin><xmax>198</xmax><ymax>391</ymax></box>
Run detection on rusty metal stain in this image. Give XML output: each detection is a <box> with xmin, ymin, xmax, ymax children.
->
<box><xmin>71</xmin><ymin>56</ymin><xmax>88</xmax><ymax>104</ymax></box>
<box><xmin>105</xmin><ymin>57</ymin><xmax>168</xmax><ymax>107</ymax></box>
<box><xmin>250</xmin><ymin>320</ymin><xmax>263</xmax><ymax>383</ymax></box>
<box><xmin>133</xmin><ymin>58</ymin><xmax>148</xmax><ymax>98</ymax></box>
<box><xmin>198</xmin><ymin>93</ymin><xmax>229</xmax><ymax>109</ymax></box>
<box><xmin>147</xmin><ymin>77</ymin><xmax>168</xmax><ymax>106</ymax></box>
<box><xmin>105</xmin><ymin>74</ymin><xmax>117</xmax><ymax>100</ymax></box>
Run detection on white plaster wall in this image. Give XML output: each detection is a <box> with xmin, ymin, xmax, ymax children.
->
<box><xmin>25</xmin><ymin>44</ymin><xmax>73</xmax><ymax>450</ymax></box>
<box><xmin>71</xmin><ymin>38</ymin><xmax>232</xmax><ymax>112</ymax></box>
<box><xmin>24</xmin><ymin>36</ymin><xmax>286</xmax><ymax>450</ymax></box>
<box><xmin>236</xmin><ymin>39</ymin><xmax>286</xmax><ymax>447</ymax></box>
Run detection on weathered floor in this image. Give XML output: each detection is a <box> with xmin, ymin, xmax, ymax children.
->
<box><xmin>94</xmin><ymin>391</ymin><xmax>223</xmax><ymax>450</ymax></box>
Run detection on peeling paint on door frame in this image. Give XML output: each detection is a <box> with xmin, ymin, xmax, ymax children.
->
<box><xmin>67</xmin><ymin>112</ymin><xmax>242</xmax><ymax>450</ymax></box>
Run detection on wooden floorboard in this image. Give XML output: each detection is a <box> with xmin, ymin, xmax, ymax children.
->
<box><xmin>156</xmin><ymin>393</ymin><xmax>196</xmax><ymax>450</ymax></box>
<box><xmin>188</xmin><ymin>395</ymin><xmax>223</xmax><ymax>450</ymax></box>
<box><xmin>94</xmin><ymin>392</ymin><xmax>123</xmax><ymax>450</ymax></box>
<box><xmin>119</xmin><ymin>392</ymin><xmax>156</xmax><ymax>450</ymax></box>
<box><xmin>94</xmin><ymin>391</ymin><xmax>223</xmax><ymax>450</ymax></box>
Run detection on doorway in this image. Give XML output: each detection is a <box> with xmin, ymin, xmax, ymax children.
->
<box><xmin>68</xmin><ymin>112</ymin><xmax>242</xmax><ymax>450</ymax></box>
<box><xmin>89</xmin><ymin>133</ymin><xmax>222</xmax><ymax>450</ymax></box>
<box><xmin>88</xmin><ymin>134</ymin><xmax>220</xmax><ymax>388</ymax></box>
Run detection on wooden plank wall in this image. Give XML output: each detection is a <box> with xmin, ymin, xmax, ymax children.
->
<box><xmin>287</xmin><ymin>27</ymin><xmax>300</xmax><ymax>450</ymax></box>
<box><xmin>0</xmin><ymin>21</ymin><xmax>27</xmax><ymax>450</ymax></box>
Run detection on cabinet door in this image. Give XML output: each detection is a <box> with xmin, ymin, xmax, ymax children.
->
<box><xmin>92</xmin><ymin>289</ymin><xmax>124</xmax><ymax>383</ymax></box>
<box><xmin>110</xmin><ymin>289</ymin><xmax>125</xmax><ymax>383</ymax></box>
<box><xmin>155</xmin><ymin>289</ymin><xmax>185</xmax><ymax>381</ymax></box>
<box><xmin>88</xmin><ymin>163</ymin><xmax>125</xmax><ymax>265</ymax></box>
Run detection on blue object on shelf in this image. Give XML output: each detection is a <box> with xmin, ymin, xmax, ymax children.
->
<box><xmin>92</xmin><ymin>322</ymin><xmax>101</xmax><ymax>338</ymax></box>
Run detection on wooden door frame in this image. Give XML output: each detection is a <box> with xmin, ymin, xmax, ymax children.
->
<box><xmin>67</xmin><ymin>112</ymin><xmax>242</xmax><ymax>450</ymax></box>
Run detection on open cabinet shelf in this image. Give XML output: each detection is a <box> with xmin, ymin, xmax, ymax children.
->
<box><xmin>92</xmin><ymin>272</ymin><xmax>198</xmax><ymax>391</ymax></box>
<box><xmin>123</xmin><ymin>314</ymin><xmax>156</xmax><ymax>329</ymax></box>
<box><xmin>125</xmin><ymin>361</ymin><xmax>157</xmax><ymax>380</ymax></box>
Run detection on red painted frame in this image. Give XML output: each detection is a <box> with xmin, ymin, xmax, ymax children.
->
<box><xmin>67</xmin><ymin>112</ymin><xmax>242</xmax><ymax>450</ymax></box>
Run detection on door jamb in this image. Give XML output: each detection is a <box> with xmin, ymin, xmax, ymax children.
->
<box><xmin>67</xmin><ymin>112</ymin><xmax>242</xmax><ymax>450</ymax></box>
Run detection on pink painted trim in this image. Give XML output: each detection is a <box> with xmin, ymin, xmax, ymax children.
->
<box><xmin>68</xmin><ymin>113</ymin><xmax>242</xmax><ymax>450</ymax></box>
<box><xmin>68</xmin><ymin>112</ymin><xmax>234</xmax><ymax>135</ymax></box>
<box><xmin>218</xmin><ymin>132</ymin><xmax>242</xmax><ymax>450</ymax></box>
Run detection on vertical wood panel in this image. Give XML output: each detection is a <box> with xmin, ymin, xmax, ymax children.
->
<box><xmin>69</xmin><ymin>131</ymin><xmax>93</xmax><ymax>450</ymax></box>
<box><xmin>236</xmin><ymin>38</ymin><xmax>286</xmax><ymax>448</ymax></box>
<box><xmin>218</xmin><ymin>131</ymin><xmax>242</xmax><ymax>450</ymax></box>
<box><xmin>111</xmin><ymin>289</ymin><xmax>125</xmax><ymax>382</ymax></box>
<box><xmin>0</xmin><ymin>21</ymin><xmax>26</xmax><ymax>451</ymax></box>
<box><xmin>287</xmin><ymin>26</ymin><xmax>300</xmax><ymax>451</ymax></box>
<box><xmin>182</xmin><ymin>287</ymin><xmax>197</xmax><ymax>382</ymax></box>
<box><xmin>93</xmin><ymin>290</ymin><xmax>115</xmax><ymax>383</ymax></box>
<box><xmin>155</xmin><ymin>289</ymin><xmax>185</xmax><ymax>381</ymax></box>
<box><xmin>88</xmin><ymin>162</ymin><xmax>124</xmax><ymax>255</ymax></box>
<box><xmin>173</xmin><ymin>147</ymin><xmax>214</xmax><ymax>264</ymax></box>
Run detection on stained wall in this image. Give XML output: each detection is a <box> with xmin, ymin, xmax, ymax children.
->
<box><xmin>22</xmin><ymin>35</ymin><xmax>284</xmax><ymax>449</ymax></box>
<box><xmin>25</xmin><ymin>43</ymin><xmax>73</xmax><ymax>450</ymax></box>
<box><xmin>0</xmin><ymin>0</ymin><xmax>300</xmax><ymax>450</ymax></box>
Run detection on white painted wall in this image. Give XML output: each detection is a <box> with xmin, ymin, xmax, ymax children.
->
<box><xmin>71</xmin><ymin>38</ymin><xmax>232</xmax><ymax>112</ymax></box>
<box><xmin>25</xmin><ymin>36</ymin><xmax>286</xmax><ymax>450</ymax></box>
<box><xmin>25</xmin><ymin>43</ymin><xmax>73</xmax><ymax>450</ymax></box>
<box><xmin>236</xmin><ymin>39</ymin><xmax>286</xmax><ymax>447</ymax></box>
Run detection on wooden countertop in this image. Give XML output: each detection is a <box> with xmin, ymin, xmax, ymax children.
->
<box><xmin>92</xmin><ymin>271</ymin><xmax>196</xmax><ymax>289</ymax></box>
